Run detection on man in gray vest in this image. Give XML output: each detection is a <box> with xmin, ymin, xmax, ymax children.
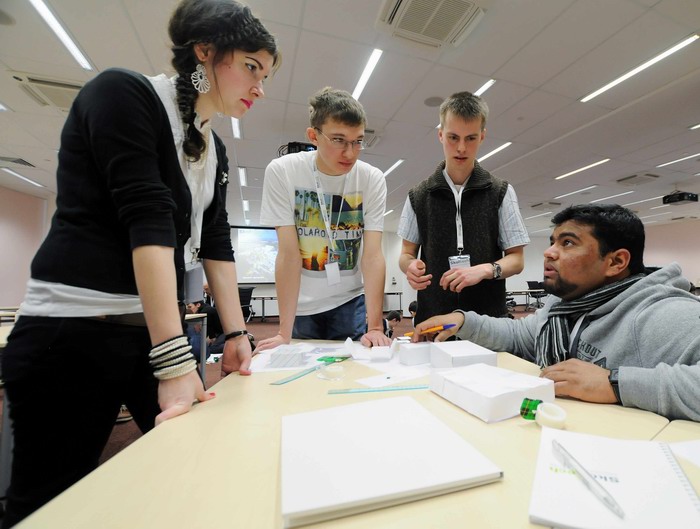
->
<box><xmin>398</xmin><ymin>92</ymin><xmax>529</xmax><ymax>325</ymax></box>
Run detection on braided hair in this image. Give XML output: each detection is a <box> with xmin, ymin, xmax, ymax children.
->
<box><xmin>168</xmin><ymin>0</ymin><xmax>279</xmax><ymax>162</ymax></box>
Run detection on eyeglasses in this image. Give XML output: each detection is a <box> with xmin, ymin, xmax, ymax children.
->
<box><xmin>314</xmin><ymin>128</ymin><xmax>366</xmax><ymax>151</ymax></box>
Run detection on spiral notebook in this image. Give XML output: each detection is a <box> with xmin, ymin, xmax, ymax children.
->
<box><xmin>280</xmin><ymin>396</ymin><xmax>503</xmax><ymax>528</ymax></box>
<box><xmin>529</xmin><ymin>428</ymin><xmax>700</xmax><ymax>529</ymax></box>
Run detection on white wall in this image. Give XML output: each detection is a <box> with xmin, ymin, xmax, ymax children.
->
<box><xmin>0</xmin><ymin>187</ymin><xmax>48</xmax><ymax>306</ymax></box>
<box><xmin>644</xmin><ymin>220</ymin><xmax>700</xmax><ymax>286</ymax></box>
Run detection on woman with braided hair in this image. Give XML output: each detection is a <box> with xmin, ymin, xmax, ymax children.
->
<box><xmin>1</xmin><ymin>1</ymin><xmax>278</xmax><ymax>526</ymax></box>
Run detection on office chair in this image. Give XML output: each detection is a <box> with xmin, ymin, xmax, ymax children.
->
<box><xmin>238</xmin><ymin>286</ymin><xmax>256</xmax><ymax>322</ymax></box>
<box><xmin>526</xmin><ymin>281</ymin><xmax>547</xmax><ymax>310</ymax></box>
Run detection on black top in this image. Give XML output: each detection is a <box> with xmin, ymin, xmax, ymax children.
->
<box><xmin>30</xmin><ymin>69</ymin><xmax>234</xmax><ymax>301</ymax></box>
<box><xmin>409</xmin><ymin>161</ymin><xmax>508</xmax><ymax>323</ymax></box>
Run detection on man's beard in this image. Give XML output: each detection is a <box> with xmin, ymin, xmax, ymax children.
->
<box><xmin>543</xmin><ymin>277</ymin><xmax>578</xmax><ymax>299</ymax></box>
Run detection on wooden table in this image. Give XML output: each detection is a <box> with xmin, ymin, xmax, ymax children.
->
<box><xmin>17</xmin><ymin>352</ymin><xmax>670</xmax><ymax>529</ymax></box>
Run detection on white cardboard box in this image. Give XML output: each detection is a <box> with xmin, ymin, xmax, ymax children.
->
<box><xmin>369</xmin><ymin>345</ymin><xmax>392</xmax><ymax>362</ymax></box>
<box><xmin>430</xmin><ymin>363</ymin><xmax>555</xmax><ymax>423</ymax></box>
<box><xmin>429</xmin><ymin>340</ymin><xmax>497</xmax><ymax>368</ymax></box>
<box><xmin>398</xmin><ymin>343</ymin><xmax>431</xmax><ymax>365</ymax></box>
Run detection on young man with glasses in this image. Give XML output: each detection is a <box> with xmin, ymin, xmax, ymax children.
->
<box><xmin>257</xmin><ymin>87</ymin><xmax>391</xmax><ymax>349</ymax></box>
<box><xmin>398</xmin><ymin>91</ymin><xmax>530</xmax><ymax>325</ymax></box>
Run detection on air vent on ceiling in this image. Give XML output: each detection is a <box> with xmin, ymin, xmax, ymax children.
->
<box><xmin>376</xmin><ymin>0</ymin><xmax>484</xmax><ymax>48</ymax></box>
<box><xmin>364</xmin><ymin>128</ymin><xmax>380</xmax><ymax>148</ymax></box>
<box><xmin>0</xmin><ymin>156</ymin><xmax>35</xmax><ymax>167</ymax></box>
<box><xmin>530</xmin><ymin>201</ymin><xmax>562</xmax><ymax>211</ymax></box>
<box><xmin>11</xmin><ymin>72</ymin><xmax>82</xmax><ymax>110</ymax></box>
<box><xmin>616</xmin><ymin>173</ymin><xmax>660</xmax><ymax>186</ymax></box>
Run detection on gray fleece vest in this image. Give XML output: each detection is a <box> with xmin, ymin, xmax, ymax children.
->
<box><xmin>409</xmin><ymin>161</ymin><xmax>508</xmax><ymax>324</ymax></box>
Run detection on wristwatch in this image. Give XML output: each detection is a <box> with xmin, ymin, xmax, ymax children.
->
<box><xmin>608</xmin><ymin>368</ymin><xmax>621</xmax><ymax>404</ymax></box>
<box><xmin>491</xmin><ymin>262</ymin><xmax>502</xmax><ymax>279</ymax></box>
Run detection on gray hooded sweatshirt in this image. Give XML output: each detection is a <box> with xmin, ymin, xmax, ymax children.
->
<box><xmin>456</xmin><ymin>263</ymin><xmax>700</xmax><ymax>421</ymax></box>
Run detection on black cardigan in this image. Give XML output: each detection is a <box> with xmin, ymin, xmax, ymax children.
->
<box><xmin>30</xmin><ymin>68</ymin><xmax>234</xmax><ymax>301</ymax></box>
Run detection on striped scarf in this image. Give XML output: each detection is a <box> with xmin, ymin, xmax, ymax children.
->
<box><xmin>535</xmin><ymin>274</ymin><xmax>644</xmax><ymax>368</ymax></box>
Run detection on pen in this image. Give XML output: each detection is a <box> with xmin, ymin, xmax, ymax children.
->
<box><xmin>404</xmin><ymin>323</ymin><xmax>456</xmax><ymax>337</ymax></box>
<box><xmin>552</xmin><ymin>439</ymin><xmax>625</xmax><ymax>520</ymax></box>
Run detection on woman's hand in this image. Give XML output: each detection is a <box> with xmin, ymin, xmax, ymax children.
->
<box><xmin>222</xmin><ymin>334</ymin><xmax>253</xmax><ymax>376</ymax></box>
<box><xmin>155</xmin><ymin>370</ymin><xmax>214</xmax><ymax>426</ymax></box>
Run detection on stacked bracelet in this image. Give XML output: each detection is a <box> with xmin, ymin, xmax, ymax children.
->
<box><xmin>149</xmin><ymin>334</ymin><xmax>197</xmax><ymax>380</ymax></box>
<box><xmin>225</xmin><ymin>329</ymin><xmax>248</xmax><ymax>341</ymax></box>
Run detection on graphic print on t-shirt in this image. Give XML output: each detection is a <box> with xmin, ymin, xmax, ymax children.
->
<box><xmin>294</xmin><ymin>187</ymin><xmax>364</xmax><ymax>276</ymax></box>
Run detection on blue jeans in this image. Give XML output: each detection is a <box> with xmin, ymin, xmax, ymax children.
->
<box><xmin>293</xmin><ymin>295</ymin><xmax>366</xmax><ymax>341</ymax></box>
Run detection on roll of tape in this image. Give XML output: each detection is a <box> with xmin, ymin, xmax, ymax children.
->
<box><xmin>318</xmin><ymin>363</ymin><xmax>345</xmax><ymax>381</ymax></box>
<box><xmin>535</xmin><ymin>402</ymin><xmax>567</xmax><ymax>429</ymax></box>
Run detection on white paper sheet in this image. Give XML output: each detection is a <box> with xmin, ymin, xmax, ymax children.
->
<box><xmin>671</xmin><ymin>440</ymin><xmax>700</xmax><ymax>469</ymax></box>
<box><xmin>356</xmin><ymin>366</ymin><xmax>430</xmax><ymax>388</ymax></box>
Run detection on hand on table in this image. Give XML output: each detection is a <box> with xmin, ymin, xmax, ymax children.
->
<box><xmin>541</xmin><ymin>359</ymin><xmax>617</xmax><ymax>403</ymax></box>
<box><xmin>361</xmin><ymin>329</ymin><xmax>392</xmax><ymax>348</ymax></box>
<box><xmin>222</xmin><ymin>334</ymin><xmax>253</xmax><ymax>376</ymax></box>
<box><xmin>156</xmin><ymin>370</ymin><xmax>214</xmax><ymax>426</ymax></box>
<box><xmin>254</xmin><ymin>333</ymin><xmax>290</xmax><ymax>355</ymax></box>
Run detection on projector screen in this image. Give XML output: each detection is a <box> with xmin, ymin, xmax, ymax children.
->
<box><xmin>231</xmin><ymin>226</ymin><xmax>278</xmax><ymax>284</ymax></box>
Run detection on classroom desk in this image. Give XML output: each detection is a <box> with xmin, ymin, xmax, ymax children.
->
<box><xmin>653</xmin><ymin>420</ymin><xmax>700</xmax><ymax>494</ymax></box>
<box><xmin>0</xmin><ymin>311</ymin><xmax>17</xmax><ymax>325</ymax></box>
<box><xmin>252</xmin><ymin>295</ymin><xmax>277</xmax><ymax>322</ymax></box>
<box><xmin>17</xmin><ymin>352</ymin><xmax>670</xmax><ymax>529</ymax></box>
<box><xmin>0</xmin><ymin>325</ymin><xmax>10</xmax><ymax>347</ymax></box>
<box><xmin>383</xmin><ymin>291</ymin><xmax>403</xmax><ymax>312</ymax></box>
<box><xmin>506</xmin><ymin>290</ymin><xmax>545</xmax><ymax>311</ymax></box>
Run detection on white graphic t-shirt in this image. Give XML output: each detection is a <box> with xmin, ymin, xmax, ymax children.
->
<box><xmin>260</xmin><ymin>151</ymin><xmax>386</xmax><ymax>315</ymax></box>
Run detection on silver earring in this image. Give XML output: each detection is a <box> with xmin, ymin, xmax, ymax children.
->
<box><xmin>191</xmin><ymin>63</ymin><xmax>210</xmax><ymax>94</ymax></box>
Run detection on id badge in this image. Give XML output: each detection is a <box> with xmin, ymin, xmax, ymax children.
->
<box><xmin>326</xmin><ymin>261</ymin><xmax>341</xmax><ymax>285</ymax></box>
<box><xmin>448</xmin><ymin>254</ymin><xmax>470</xmax><ymax>269</ymax></box>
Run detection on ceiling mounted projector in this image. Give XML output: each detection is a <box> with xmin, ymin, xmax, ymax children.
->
<box><xmin>662</xmin><ymin>191</ymin><xmax>698</xmax><ymax>205</ymax></box>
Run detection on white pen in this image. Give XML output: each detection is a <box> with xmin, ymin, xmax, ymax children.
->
<box><xmin>552</xmin><ymin>439</ymin><xmax>625</xmax><ymax>520</ymax></box>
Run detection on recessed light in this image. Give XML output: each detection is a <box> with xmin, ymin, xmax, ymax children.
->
<box><xmin>478</xmin><ymin>142</ymin><xmax>511</xmax><ymax>162</ymax></box>
<box><xmin>589</xmin><ymin>190</ymin><xmax>634</xmax><ymax>203</ymax></box>
<box><xmin>1</xmin><ymin>167</ymin><xmax>44</xmax><ymax>187</ymax></box>
<box><xmin>580</xmin><ymin>34</ymin><xmax>698</xmax><ymax>102</ymax></box>
<box><xmin>554</xmin><ymin>159</ymin><xmax>610</xmax><ymax>180</ymax></box>
<box><xmin>352</xmin><ymin>49</ymin><xmax>382</xmax><ymax>100</ymax></box>
<box><xmin>383</xmin><ymin>160</ymin><xmax>404</xmax><ymax>177</ymax></box>
<box><xmin>28</xmin><ymin>0</ymin><xmax>92</xmax><ymax>70</ymax></box>
<box><xmin>231</xmin><ymin>118</ymin><xmax>241</xmax><ymax>139</ymax></box>
<box><xmin>474</xmin><ymin>79</ymin><xmax>496</xmax><ymax>96</ymax></box>
<box><xmin>554</xmin><ymin>185</ymin><xmax>597</xmax><ymax>199</ymax></box>
<box><xmin>656</xmin><ymin>151</ymin><xmax>700</xmax><ymax>168</ymax></box>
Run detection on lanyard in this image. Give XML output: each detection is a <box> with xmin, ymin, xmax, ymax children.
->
<box><xmin>568</xmin><ymin>314</ymin><xmax>587</xmax><ymax>357</ymax></box>
<box><xmin>444</xmin><ymin>170</ymin><xmax>465</xmax><ymax>254</ymax></box>
<box><xmin>312</xmin><ymin>157</ymin><xmax>348</xmax><ymax>253</ymax></box>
